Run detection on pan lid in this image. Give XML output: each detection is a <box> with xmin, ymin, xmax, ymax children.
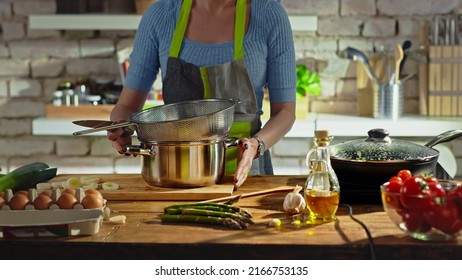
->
<box><xmin>329</xmin><ymin>128</ymin><xmax>439</xmax><ymax>161</ymax></box>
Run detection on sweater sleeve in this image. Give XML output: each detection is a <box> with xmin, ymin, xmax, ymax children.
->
<box><xmin>123</xmin><ymin>1</ymin><xmax>165</xmax><ymax>93</ymax></box>
<box><xmin>264</xmin><ymin>1</ymin><xmax>297</xmax><ymax>103</ymax></box>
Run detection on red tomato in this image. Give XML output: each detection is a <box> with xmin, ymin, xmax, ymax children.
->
<box><xmin>448</xmin><ymin>185</ymin><xmax>462</xmax><ymax>219</ymax></box>
<box><xmin>402</xmin><ymin>210</ymin><xmax>431</xmax><ymax>233</ymax></box>
<box><xmin>400</xmin><ymin>176</ymin><xmax>429</xmax><ymax>209</ymax></box>
<box><xmin>397</xmin><ymin>169</ymin><xmax>413</xmax><ymax>183</ymax></box>
<box><xmin>383</xmin><ymin>180</ymin><xmax>404</xmax><ymax>211</ymax></box>
<box><xmin>423</xmin><ymin>200</ymin><xmax>460</xmax><ymax>235</ymax></box>
<box><xmin>427</xmin><ymin>181</ymin><xmax>446</xmax><ymax>197</ymax></box>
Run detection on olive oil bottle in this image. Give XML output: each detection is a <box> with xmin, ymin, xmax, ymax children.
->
<box><xmin>304</xmin><ymin>130</ymin><xmax>340</xmax><ymax>223</ymax></box>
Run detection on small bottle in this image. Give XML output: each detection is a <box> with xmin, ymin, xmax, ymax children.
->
<box><xmin>304</xmin><ymin>130</ymin><xmax>340</xmax><ymax>223</ymax></box>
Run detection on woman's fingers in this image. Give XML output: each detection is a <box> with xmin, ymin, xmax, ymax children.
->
<box><xmin>233</xmin><ymin>138</ymin><xmax>256</xmax><ymax>190</ymax></box>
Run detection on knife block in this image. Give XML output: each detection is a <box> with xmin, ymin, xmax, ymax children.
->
<box><xmin>428</xmin><ymin>45</ymin><xmax>462</xmax><ymax>116</ymax></box>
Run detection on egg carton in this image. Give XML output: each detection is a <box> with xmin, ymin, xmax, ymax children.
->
<box><xmin>0</xmin><ymin>188</ymin><xmax>105</xmax><ymax>238</ymax></box>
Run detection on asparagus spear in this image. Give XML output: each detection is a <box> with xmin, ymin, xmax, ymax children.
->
<box><xmin>165</xmin><ymin>203</ymin><xmax>253</xmax><ymax>218</ymax></box>
<box><xmin>160</xmin><ymin>214</ymin><xmax>242</xmax><ymax>230</ymax></box>
<box><xmin>175</xmin><ymin>208</ymin><xmax>253</xmax><ymax>228</ymax></box>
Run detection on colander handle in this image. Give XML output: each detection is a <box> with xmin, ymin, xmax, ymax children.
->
<box><xmin>73</xmin><ymin>121</ymin><xmax>135</xmax><ymax>136</ymax></box>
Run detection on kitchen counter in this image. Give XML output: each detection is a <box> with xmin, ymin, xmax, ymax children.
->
<box><xmin>33</xmin><ymin>113</ymin><xmax>462</xmax><ymax>137</ymax></box>
<box><xmin>1</xmin><ymin>175</ymin><xmax>461</xmax><ymax>260</ymax></box>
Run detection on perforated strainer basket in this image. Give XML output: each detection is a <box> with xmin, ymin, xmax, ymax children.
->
<box><xmin>73</xmin><ymin>98</ymin><xmax>239</xmax><ymax>142</ymax></box>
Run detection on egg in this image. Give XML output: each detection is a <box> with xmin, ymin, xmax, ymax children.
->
<box><xmin>61</xmin><ymin>188</ymin><xmax>76</xmax><ymax>196</ymax></box>
<box><xmin>85</xmin><ymin>189</ymin><xmax>103</xmax><ymax>199</ymax></box>
<box><xmin>57</xmin><ymin>193</ymin><xmax>78</xmax><ymax>209</ymax></box>
<box><xmin>0</xmin><ymin>191</ymin><xmax>4</xmax><ymax>198</ymax></box>
<box><xmin>81</xmin><ymin>194</ymin><xmax>104</xmax><ymax>209</ymax></box>
<box><xmin>9</xmin><ymin>193</ymin><xmax>30</xmax><ymax>210</ymax></box>
<box><xmin>0</xmin><ymin>196</ymin><xmax>5</xmax><ymax>207</ymax></box>
<box><xmin>15</xmin><ymin>190</ymin><xmax>28</xmax><ymax>197</ymax></box>
<box><xmin>33</xmin><ymin>194</ymin><xmax>53</xmax><ymax>210</ymax></box>
<box><xmin>39</xmin><ymin>190</ymin><xmax>52</xmax><ymax>197</ymax></box>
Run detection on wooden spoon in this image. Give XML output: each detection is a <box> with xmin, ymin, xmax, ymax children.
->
<box><xmin>394</xmin><ymin>44</ymin><xmax>404</xmax><ymax>84</ymax></box>
<box><xmin>199</xmin><ymin>185</ymin><xmax>296</xmax><ymax>204</ymax></box>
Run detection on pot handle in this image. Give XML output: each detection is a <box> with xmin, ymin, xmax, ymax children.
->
<box><xmin>123</xmin><ymin>145</ymin><xmax>155</xmax><ymax>156</ymax></box>
<box><xmin>424</xmin><ymin>129</ymin><xmax>462</xmax><ymax>148</ymax></box>
<box><xmin>224</xmin><ymin>137</ymin><xmax>240</xmax><ymax>149</ymax></box>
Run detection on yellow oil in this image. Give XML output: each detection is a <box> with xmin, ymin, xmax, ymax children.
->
<box><xmin>305</xmin><ymin>189</ymin><xmax>340</xmax><ymax>224</ymax></box>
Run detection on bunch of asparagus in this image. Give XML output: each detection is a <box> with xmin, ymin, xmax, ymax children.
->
<box><xmin>161</xmin><ymin>203</ymin><xmax>253</xmax><ymax>230</ymax></box>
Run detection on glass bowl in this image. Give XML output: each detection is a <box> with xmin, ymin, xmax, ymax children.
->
<box><xmin>381</xmin><ymin>180</ymin><xmax>462</xmax><ymax>241</ymax></box>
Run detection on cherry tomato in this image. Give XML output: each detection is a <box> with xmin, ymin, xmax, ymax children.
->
<box><xmin>402</xmin><ymin>210</ymin><xmax>431</xmax><ymax>233</ymax></box>
<box><xmin>388</xmin><ymin>176</ymin><xmax>403</xmax><ymax>185</ymax></box>
<box><xmin>397</xmin><ymin>169</ymin><xmax>413</xmax><ymax>183</ymax></box>
<box><xmin>423</xmin><ymin>200</ymin><xmax>460</xmax><ymax>235</ymax></box>
<box><xmin>400</xmin><ymin>176</ymin><xmax>429</xmax><ymax>210</ymax></box>
<box><xmin>444</xmin><ymin>221</ymin><xmax>462</xmax><ymax>235</ymax></box>
<box><xmin>383</xmin><ymin>180</ymin><xmax>404</xmax><ymax>211</ymax></box>
<box><xmin>448</xmin><ymin>185</ymin><xmax>462</xmax><ymax>219</ymax></box>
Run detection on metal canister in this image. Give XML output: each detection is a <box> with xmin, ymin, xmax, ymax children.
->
<box><xmin>57</xmin><ymin>81</ymin><xmax>77</xmax><ymax>106</ymax></box>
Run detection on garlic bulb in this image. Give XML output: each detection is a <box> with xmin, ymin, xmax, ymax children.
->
<box><xmin>283</xmin><ymin>185</ymin><xmax>306</xmax><ymax>215</ymax></box>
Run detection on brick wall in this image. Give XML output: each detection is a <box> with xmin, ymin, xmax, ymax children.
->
<box><xmin>0</xmin><ymin>0</ymin><xmax>461</xmax><ymax>178</ymax></box>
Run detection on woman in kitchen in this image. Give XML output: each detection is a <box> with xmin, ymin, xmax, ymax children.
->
<box><xmin>108</xmin><ymin>0</ymin><xmax>296</xmax><ymax>190</ymax></box>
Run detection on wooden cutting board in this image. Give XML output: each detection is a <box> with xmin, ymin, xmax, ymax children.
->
<box><xmin>48</xmin><ymin>174</ymin><xmax>235</xmax><ymax>201</ymax></box>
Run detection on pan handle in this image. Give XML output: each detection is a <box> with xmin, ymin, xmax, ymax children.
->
<box><xmin>72</xmin><ymin>121</ymin><xmax>135</xmax><ymax>136</ymax></box>
<box><xmin>424</xmin><ymin>129</ymin><xmax>462</xmax><ymax>148</ymax></box>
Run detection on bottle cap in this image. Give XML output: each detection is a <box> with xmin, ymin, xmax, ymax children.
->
<box><xmin>314</xmin><ymin>130</ymin><xmax>329</xmax><ymax>139</ymax></box>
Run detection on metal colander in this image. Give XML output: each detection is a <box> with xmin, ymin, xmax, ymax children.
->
<box><xmin>134</xmin><ymin>98</ymin><xmax>238</xmax><ymax>142</ymax></box>
<box><xmin>73</xmin><ymin>98</ymin><xmax>239</xmax><ymax>142</ymax></box>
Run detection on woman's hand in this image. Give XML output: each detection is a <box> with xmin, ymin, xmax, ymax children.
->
<box><xmin>107</xmin><ymin>87</ymin><xmax>148</xmax><ymax>154</ymax></box>
<box><xmin>107</xmin><ymin>125</ymin><xmax>133</xmax><ymax>155</ymax></box>
<box><xmin>234</xmin><ymin>137</ymin><xmax>259</xmax><ymax>190</ymax></box>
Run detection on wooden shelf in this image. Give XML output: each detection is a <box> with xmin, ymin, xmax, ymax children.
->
<box><xmin>29</xmin><ymin>14</ymin><xmax>317</xmax><ymax>32</ymax></box>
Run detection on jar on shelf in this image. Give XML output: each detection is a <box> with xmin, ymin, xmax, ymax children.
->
<box><xmin>304</xmin><ymin>130</ymin><xmax>340</xmax><ymax>224</ymax></box>
<box><xmin>57</xmin><ymin>81</ymin><xmax>77</xmax><ymax>106</ymax></box>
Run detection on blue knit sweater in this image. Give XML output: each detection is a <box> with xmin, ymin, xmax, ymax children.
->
<box><xmin>124</xmin><ymin>0</ymin><xmax>296</xmax><ymax>112</ymax></box>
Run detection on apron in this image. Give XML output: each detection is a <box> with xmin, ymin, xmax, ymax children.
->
<box><xmin>162</xmin><ymin>0</ymin><xmax>273</xmax><ymax>175</ymax></box>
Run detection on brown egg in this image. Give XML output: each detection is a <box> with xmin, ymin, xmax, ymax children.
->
<box><xmin>39</xmin><ymin>190</ymin><xmax>52</xmax><ymax>197</ymax></box>
<box><xmin>0</xmin><ymin>196</ymin><xmax>5</xmax><ymax>207</ymax></box>
<box><xmin>8</xmin><ymin>194</ymin><xmax>30</xmax><ymax>210</ymax></box>
<box><xmin>57</xmin><ymin>193</ymin><xmax>78</xmax><ymax>209</ymax></box>
<box><xmin>15</xmin><ymin>190</ymin><xmax>28</xmax><ymax>197</ymax></box>
<box><xmin>81</xmin><ymin>194</ymin><xmax>104</xmax><ymax>209</ymax></box>
<box><xmin>0</xmin><ymin>191</ymin><xmax>4</xmax><ymax>198</ymax></box>
<box><xmin>61</xmin><ymin>188</ymin><xmax>76</xmax><ymax>196</ymax></box>
<box><xmin>33</xmin><ymin>194</ymin><xmax>53</xmax><ymax>210</ymax></box>
<box><xmin>85</xmin><ymin>189</ymin><xmax>103</xmax><ymax>200</ymax></box>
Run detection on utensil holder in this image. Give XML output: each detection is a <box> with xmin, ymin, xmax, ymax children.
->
<box><xmin>373</xmin><ymin>82</ymin><xmax>403</xmax><ymax>120</ymax></box>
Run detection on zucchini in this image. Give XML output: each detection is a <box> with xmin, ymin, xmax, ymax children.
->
<box><xmin>0</xmin><ymin>162</ymin><xmax>56</xmax><ymax>192</ymax></box>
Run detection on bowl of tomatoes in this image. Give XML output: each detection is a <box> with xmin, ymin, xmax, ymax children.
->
<box><xmin>381</xmin><ymin>169</ymin><xmax>462</xmax><ymax>241</ymax></box>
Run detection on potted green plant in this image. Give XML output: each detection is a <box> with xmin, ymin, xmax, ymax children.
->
<box><xmin>296</xmin><ymin>64</ymin><xmax>321</xmax><ymax>119</ymax></box>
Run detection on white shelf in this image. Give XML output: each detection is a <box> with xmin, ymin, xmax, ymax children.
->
<box><xmin>33</xmin><ymin>113</ymin><xmax>462</xmax><ymax>138</ymax></box>
<box><xmin>29</xmin><ymin>14</ymin><xmax>317</xmax><ymax>32</ymax></box>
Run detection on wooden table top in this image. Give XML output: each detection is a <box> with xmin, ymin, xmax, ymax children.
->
<box><xmin>1</xmin><ymin>175</ymin><xmax>461</xmax><ymax>260</ymax></box>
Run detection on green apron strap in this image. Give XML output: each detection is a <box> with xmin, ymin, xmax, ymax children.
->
<box><xmin>234</xmin><ymin>0</ymin><xmax>246</xmax><ymax>60</ymax></box>
<box><xmin>169</xmin><ymin>0</ymin><xmax>193</xmax><ymax>58</ymax></box>
<box><xmin>200</xmin><ymin>67</ymin><xmax>211</xmax><ymax>99</ymax></box>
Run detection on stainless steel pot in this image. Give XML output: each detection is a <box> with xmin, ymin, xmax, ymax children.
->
<box><xmin>124</xmin><ymin>137</ymin><xmax>239</xmax><ymax>188</ymax></box>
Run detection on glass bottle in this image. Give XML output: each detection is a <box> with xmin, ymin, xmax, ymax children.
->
<box><xmin>304</xmin><ymin>130</ymin><xmax>340</xmax><ymax>223</ymax></box>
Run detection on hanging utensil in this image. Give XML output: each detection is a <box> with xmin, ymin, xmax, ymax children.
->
<box><xmin>340</xmin><ymin>47</ymin><xmax>382</xmax><ymax>85</ymax></box>
<box><xmin>394</xmin><ymin>44</ymin><xmax>404</xmax><ymax>84</ymax></box>
<box><xmin>399</xmin><ymin>40</ymin><xmax>412</xmax><ymax>75</ymax></box>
